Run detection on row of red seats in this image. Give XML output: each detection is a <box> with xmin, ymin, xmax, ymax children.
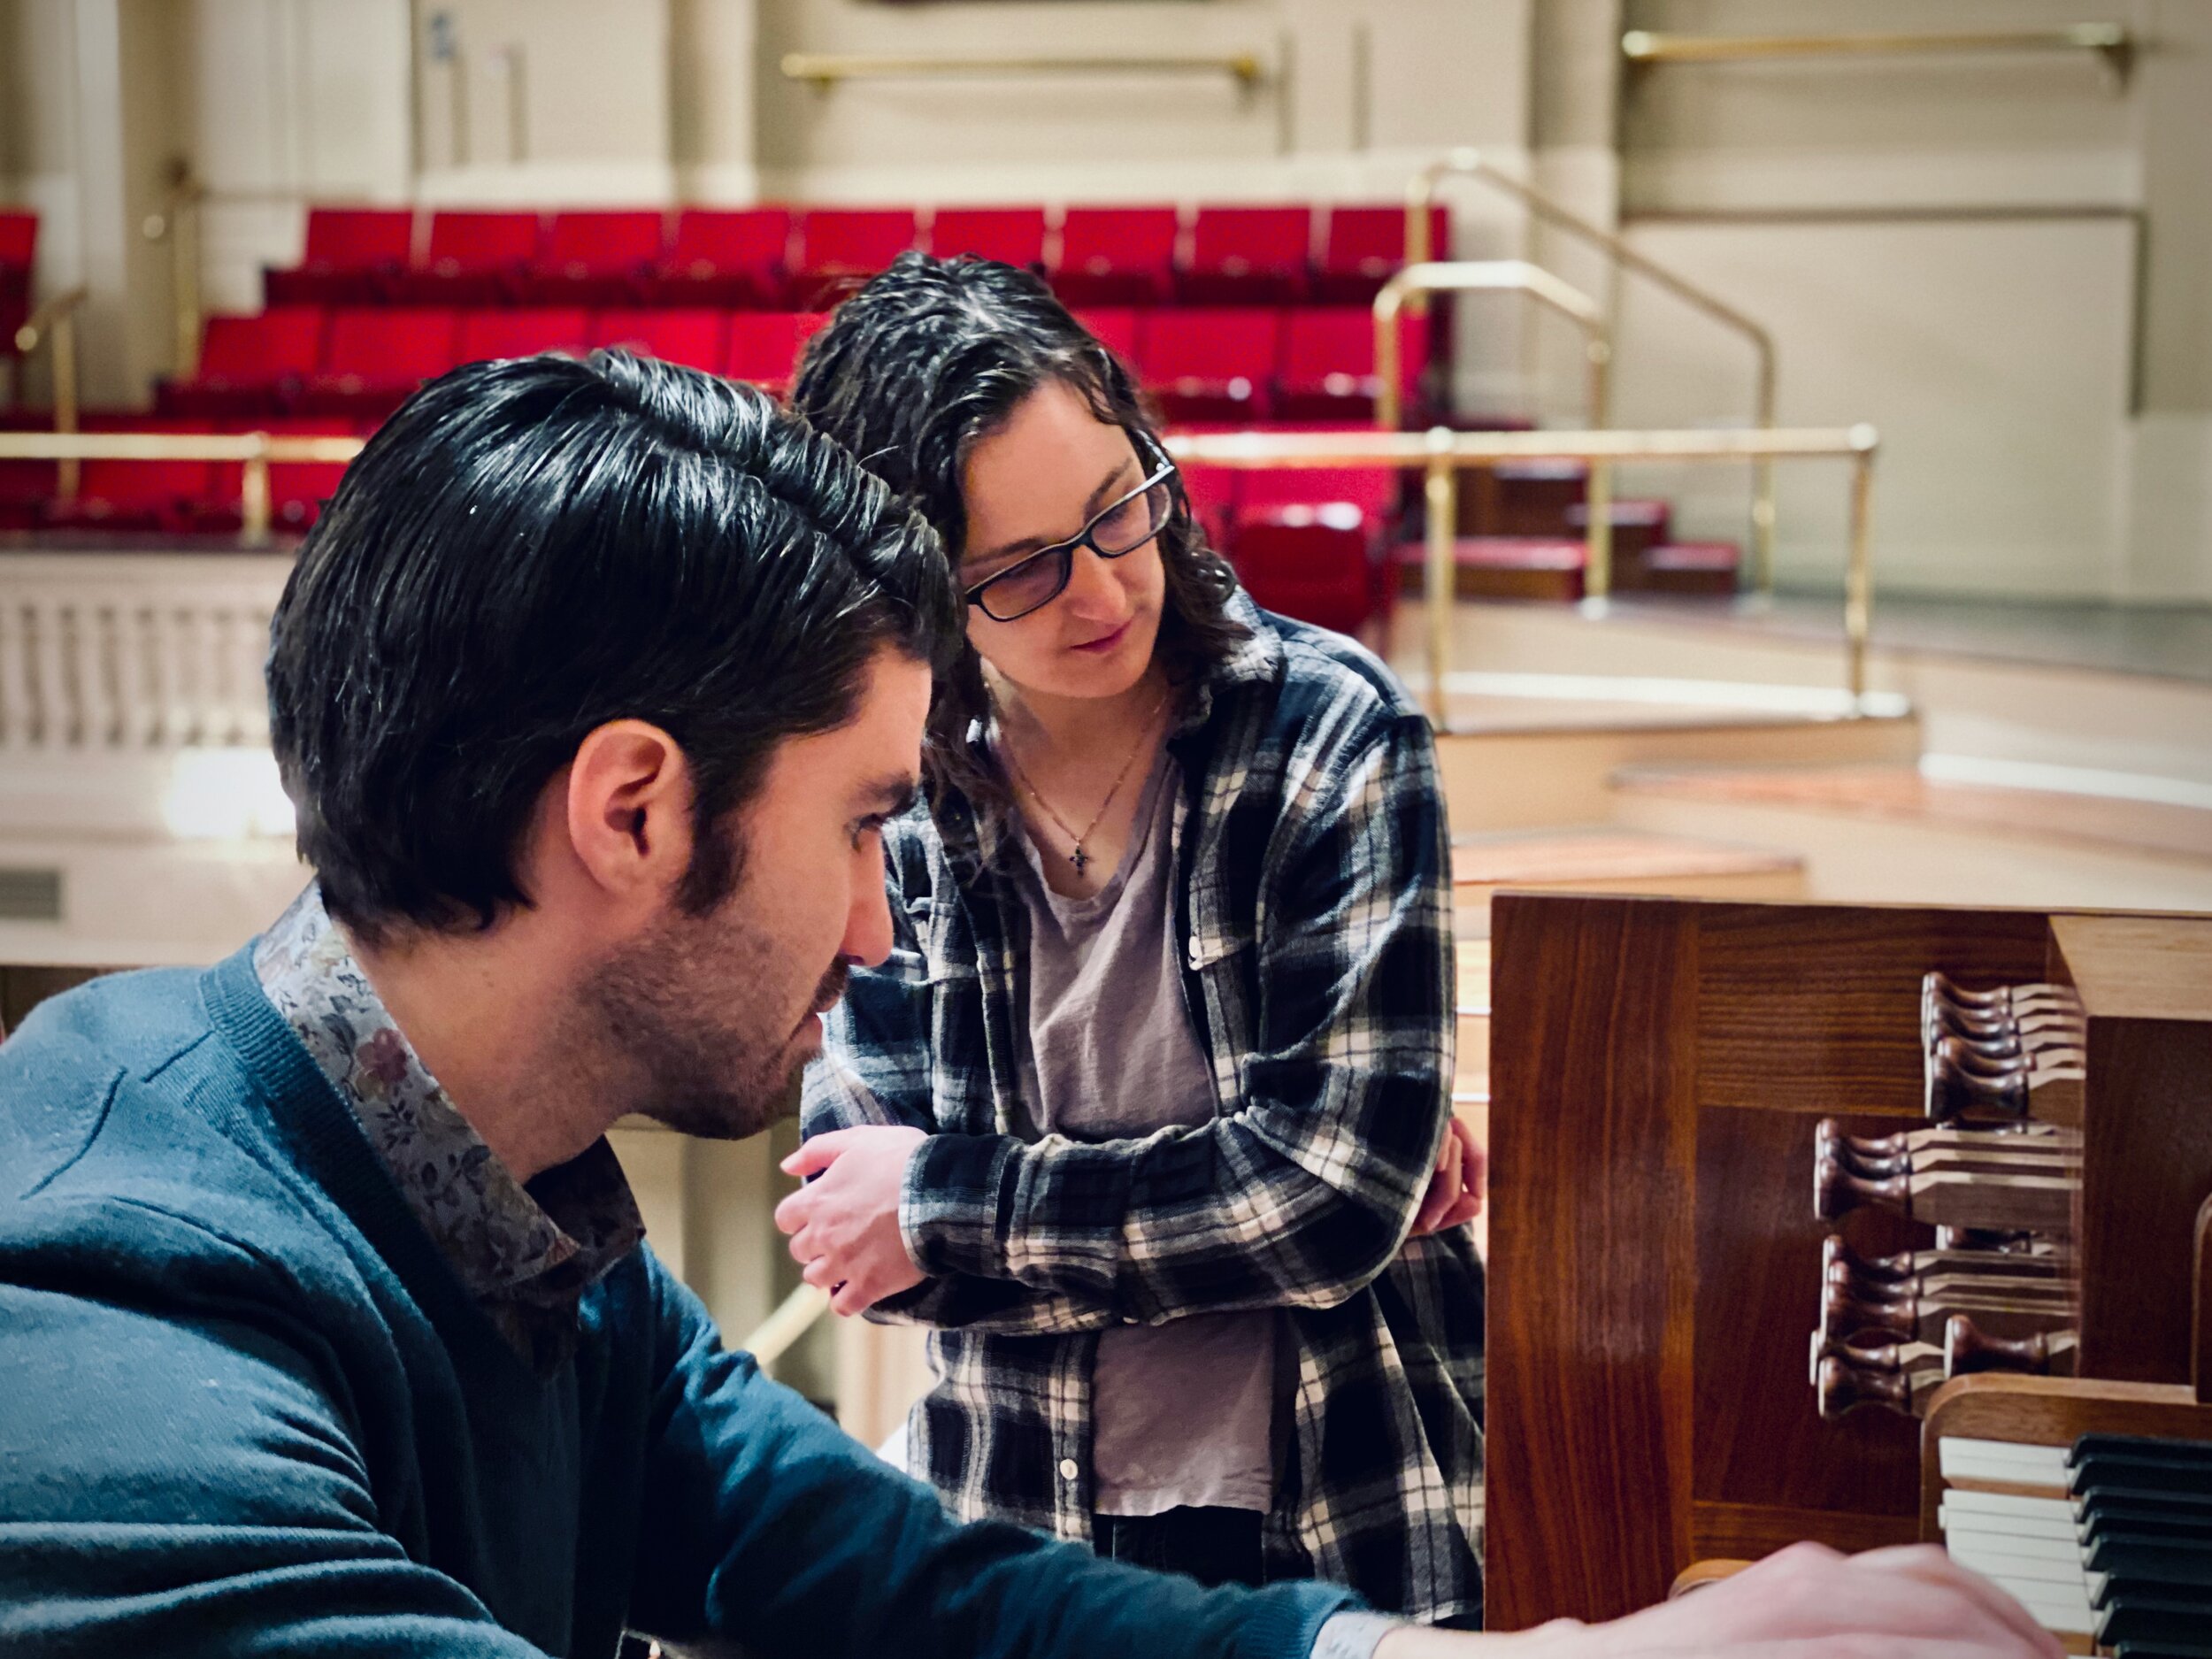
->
<box><xmin>160</xmin><ymin>303</ymin><xmax>1432</xmax><ymax>424</ymax></box>
<box><xmin>163</xmin><ymin>308</ymin><xmax>829</xmax><ymax>419</ymax></box>
<box><xmin>265</xmin><ymin>202</ymin><xmax>1450</xmax><ymax>311</ymax></box>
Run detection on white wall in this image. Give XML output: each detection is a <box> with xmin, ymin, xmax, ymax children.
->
<box><xmin>1616</xmin><ymin>218</ymin><xmax>2137</xmax><ymax>597</ymax></box>
<box><xmin>1612</xmin><ymin>0</ymin><xmax>2210</xmax><ymax>602</ymax></box>
<box><xmin>183</xmin><ymin>0</ymin><xmax>411</xmax><ymax>313</ymax></box>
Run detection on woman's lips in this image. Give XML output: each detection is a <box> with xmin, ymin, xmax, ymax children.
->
<box><xmin>1071</xmin><ymin>618</ymin><xmax>1132</xmax><ymax>654</ymax></box>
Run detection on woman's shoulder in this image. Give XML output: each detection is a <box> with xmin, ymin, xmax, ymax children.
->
<box><xmin>1211</xmin><ymin>602</ymin><xmax>1429</xmax><ymax>764</ymax></box>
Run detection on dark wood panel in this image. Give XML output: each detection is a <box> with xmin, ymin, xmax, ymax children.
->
<box><xmin>1486</xmin><ymin>894</ymin><xmax>1698</xmax><ymax>1629</ymax></box>
<box><xmin>1690</xmin><ymin>1500</ymin><xmax>1918</xmax><ymax>1562</ymax></box>
<box><xmin>2078</xmin><ymin>1017</ymin><xmax>2212</xmax><ymax>1383</ymax></box>
<box><xmin>1692</xmin><ymin>1107</ymin><xmax>1924</xmax><ymax>1517</ymax></box>
<box><xmin>1697</xmin><ymin>904</ymin><xmax>2050</xmax><ymax>1115</ymax></box>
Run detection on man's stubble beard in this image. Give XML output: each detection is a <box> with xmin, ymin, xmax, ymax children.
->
<box><xmin>577</xmin><ymin>891</ymin><xmax>845</xmax><ymax>1145</ymax></box>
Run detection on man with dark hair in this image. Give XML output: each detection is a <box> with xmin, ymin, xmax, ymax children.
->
<box><xmin>0</xmin><ymin>352</ymin><xmax>2055</xmax><ymax>1659</ymax></box>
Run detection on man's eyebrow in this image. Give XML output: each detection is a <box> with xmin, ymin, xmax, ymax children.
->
<box><xmin>856</xmin><ymin>772</ymin><xmax>920</xmax><ymax>816</ymax></box>
<box><xmin>965</xmin><ymin>459</ymin><xmax>1138</xmax><ymax>571</ymax></box>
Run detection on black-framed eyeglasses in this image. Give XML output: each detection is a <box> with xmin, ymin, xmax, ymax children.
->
<box><xmin>962</xmin><ymin>457</ymin><xmax>1180</xmax><ymax>623</ymax></box>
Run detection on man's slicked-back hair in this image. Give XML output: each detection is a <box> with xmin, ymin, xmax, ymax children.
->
<box><xmin>267</xmin><ymin>349</ymin><xmax>957</xmax><ymax>944</ymax></box>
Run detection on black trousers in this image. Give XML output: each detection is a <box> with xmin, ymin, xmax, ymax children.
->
<box><xmin>1091</xmin><ymin>1506</ymin><xmax>1265</xmax><ymax>1588</ymax></box>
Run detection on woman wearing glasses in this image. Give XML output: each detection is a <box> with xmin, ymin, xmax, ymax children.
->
<box><xmin>779</xmin><ymin>253</ymin><xmax>1484</xmax><ymax>1624</ymax></box>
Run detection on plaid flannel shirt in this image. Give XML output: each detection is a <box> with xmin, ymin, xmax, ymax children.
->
<box><xmin>802</xmin><ymin>596</ymin><xmax>1483</xmax><ymax>1623</ymax></box>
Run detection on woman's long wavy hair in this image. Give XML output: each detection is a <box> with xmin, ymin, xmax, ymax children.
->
<box><xmin>789</xmin><ymin>251</ymin><xmax>1248</xmax><ymax>845</ymax></box>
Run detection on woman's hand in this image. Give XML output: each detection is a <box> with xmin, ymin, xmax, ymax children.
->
<box><xmin>775</xmin><ymin>1125</ymin><xmax>930</xmax><ymax>1316</ymax></box>
<box><xmin>1409</xmin><ymin>1116</ymin><xmax>1486</xmax><ymax>1238</ymax></box>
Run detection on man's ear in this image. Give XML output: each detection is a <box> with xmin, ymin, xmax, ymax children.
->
<box><xmin>562</xmin><ymin>719</ymin><xmax>695</xmax><ymax>904</ymax></box>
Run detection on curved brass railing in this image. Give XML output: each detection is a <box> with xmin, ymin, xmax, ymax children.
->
<box><xmin>1373</xmin><ymin>260</ymin><xmax>1615</xmax><ymax>598</ymax></box>
<box><xmin>12</xmin><ymin>287</ymin><xmax>90</xmax><ymax>498</ymax></box>
<box><xmin>1406</xmin><ymin>150</ymin><xmax>1780</xmax><ymax>590</ymax></box>
<box><xmin>1164</xmin><ymin>425</ymin><xmax>1882</xmax><ymax>722</ymax></box>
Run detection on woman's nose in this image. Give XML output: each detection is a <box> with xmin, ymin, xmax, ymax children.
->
<box><xmin>1061</xmin><ymin>544</ymin><xmax>1126</xmax><ymax>614</ymax></box>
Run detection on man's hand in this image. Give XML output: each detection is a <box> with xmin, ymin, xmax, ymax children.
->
<box><xmin>1409</xmin><ymin>1116</ymin><xmax>1486</xmax><ymax>1238</ymax></box>
<box><xmin>774</xmin><ymin>1125</ymin><xmax>929</xmax><ymax>1316</ymax></box>
<box><xmin>1377</xmin><ymin>1542</ymin><xmax>2062</xmax><ymax>1656</ymax></box>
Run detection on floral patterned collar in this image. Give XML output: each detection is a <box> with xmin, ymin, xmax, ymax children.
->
<box><xmin>253</xmin><ymin>885</ymin><xmax>645</xmax><ymax>1363</ymax></box>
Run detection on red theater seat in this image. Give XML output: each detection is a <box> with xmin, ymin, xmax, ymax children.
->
<box><xmin>649</xmin><ymin>209</ymin><xmax>791</xmax><ymax>308</ymax></box>
<box><xmin>1276</xmin><ymin>307</ymin><xmax>1429</xmax><ymax>424</ymax></box>
<box><xmin>0</xmin><ymin>455</ymin><xmax>55</xmax><ymax>531</ymax></box>
<box><xmin>157</xmin><ymin>307</ymin><xmax>326</xmax><ymax>417</ymax></box>
<box><xmin>299</xmin><ymin>308</ymin><xmax>461</xmax><ymax>416</ymax></box>
<box><xmin>1172</xmin><ymin>458</ymin><xmax>1240</xmax><ymax>549</ymax></box>
<box><xmin>46</xmin><ymin>419</ymin><xmax>214</xmax><ymax>533</ymax></box>
<box><xmin>1138</xmin><ymin>309</ymin><xmax>1282</xmax><ymax>422</ymax></box>
<box><xmin>726</xmin><ymin>312</ymin><xmax>830</xmax><ymax>396</ymax></box>
<box><xmin>1229</xmin><ymin>503</ymin><xmax>1381</xmax><ymax>638</ymax></box>
<box><xmin>590</xmin><ymin>309</ymin><xmax>726</xmax><ymax>373</ymax></box>
<box><xmin>1052</xmin><ymin>207</ymin><xmax>1181</xmax><ymax>307</ymax></box>
<box><xmin>1317</xmin><ymin>204</ymin><xmax>1449</xmax><ymax>304</ymax></box>
<box><xmin>457</xmin><ymin>308</ymin><xmax>591</xmax><ymax>363</ymax></box>
<box><xmin>1238</xmin><ymin>462</ymin><xmax>1399</xmax><ymax>518</ymax></box>
<box><xmin>1182</xmin><ymin>205</ymin><xmax>1312</xmax><ymax>305</ymax></box>
<box><xmin>790</xmin><ymin>210</ymin><xmax>918</xmax><ymax>306</ymax></box>
<box><xmin>526</xmin><ymin>211</ymin><xmax>666</xmax><ymax>305</ymax></box>
<box><xmin>264</xmin><ymin>207</ymin><xmax>415</xmax><ymax>306</ymax></box>
<box><xmin>1071</xmin><ymin>308</ymin><xmax>1141</xmax><ymax>367</ymax></box>
<box><xmin>929</xmin><ymin>207</ymin><xmax>1048</xmax><ymax>271</ymax></box>
<box><xmin>1</xmin><ymin>211</ymin><xmax>39</xmax><ymax>348</ymax></box>
<box><xmin>393</xmin><ymin>211</ymin><xmax>543</xmax><ymax>305</ymax></box>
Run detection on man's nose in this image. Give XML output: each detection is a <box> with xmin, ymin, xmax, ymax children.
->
<box><xmin>840</xmin><ymin>856</ymin><xmax>895</xmax><ymax>969</ymax></box>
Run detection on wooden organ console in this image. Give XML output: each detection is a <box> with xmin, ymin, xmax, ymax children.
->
<box><xmin>1485</xmin><ymin>895</ymin><xmax>2212</xmax><ymax>1651</ymax></box>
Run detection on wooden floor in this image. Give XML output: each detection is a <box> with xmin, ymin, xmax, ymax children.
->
<box><xmin>1615</xmin><ymin>763</ymin><xmax>2212</xmax><ymax>864</ymax></box>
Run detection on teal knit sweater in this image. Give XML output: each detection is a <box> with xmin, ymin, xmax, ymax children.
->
<box><xmin>0</xmin><ymin>949</ymin><xmax>1357</xmax><ymax>1657</ymax></box>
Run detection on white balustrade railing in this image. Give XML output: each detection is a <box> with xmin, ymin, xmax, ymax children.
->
<box><xmin>0</xmin><ymin>553</ymin><xmax>294</xmax><ymax>754</ymax></box>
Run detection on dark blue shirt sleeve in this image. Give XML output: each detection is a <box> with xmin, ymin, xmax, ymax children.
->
<box><xmin>625</xmin><ymin>1254</ymin><xmax>1362</xmax><ymax>1659</ymax></box>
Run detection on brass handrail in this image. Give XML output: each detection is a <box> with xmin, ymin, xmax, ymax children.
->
<box><xmin>1622</xmin><ymin>25</ymin><xmax>2133</xmax><ymax>84</ymax></box>
<box><xmin>781</xmin><ymin>51</ymin><xmax>1265</xmax><ymax>89</ymax></box>
<box><xmin>0</xmin><ymin>428</ymin><xmax>363</xmax><ymax>542</ymax></box>
<box><xmin>1162</xmin><ymin>425</ymin><xmax>1881</xmax><ymax>721</ymax></box>
<box><xmin>0</xmin><ymin>423</ymin><xmax>1884</xmax><ymax>714</ymax></box>
<box><xmin>12</xmin><ymin>287</ymin><xmax>90</xmax><ymax>499</ymax></box>
<box><xmin>1406</xmin><ymin>150</ymin><xmax>1780</xmax><ymax>590</ymax></box>
<box><xmin>1373</xmin><ymin>261</ymin><xmax>1614</xmax><ymax>601</ymax></box>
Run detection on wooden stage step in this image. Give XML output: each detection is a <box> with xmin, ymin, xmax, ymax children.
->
<box><xmin>1451</xmin><ymin>826</ymin><xmax>1806</xmax><ymax>934</ymax></box>
<box><xmin>1613</xmin><ymin>763</ymin><xmax>2212</xmax><ymax>865</ymax></box>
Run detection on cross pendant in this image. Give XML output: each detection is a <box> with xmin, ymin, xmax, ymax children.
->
<box><xmin>1069</xmin><ymin>844</ymin><xmax>1089</xmax><ymax>874</ymax></box>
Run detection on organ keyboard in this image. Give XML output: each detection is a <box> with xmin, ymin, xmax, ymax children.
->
<box><xmin>1484</xmin><ymin>896</ymin><xmax>2212</xmax><ymax>1634</ymax></box>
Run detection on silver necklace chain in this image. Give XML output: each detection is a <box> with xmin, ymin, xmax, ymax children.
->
<box><xmin>999</xmin><ymin>688</ymin><xmax>1172</xmax><ymax>875</ymax></box>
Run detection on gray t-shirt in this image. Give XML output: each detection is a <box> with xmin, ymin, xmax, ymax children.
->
<box><xmin>1010</xmin><ymin>749</ymin><xmax>1276</xmax><ymax>1518</ymax></box>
